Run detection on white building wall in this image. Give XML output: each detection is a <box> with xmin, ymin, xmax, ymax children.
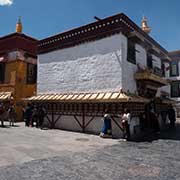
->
<box><xmin>38</xmin><ymin>34</ymin><xmax>128</xmax><ymax>94</ymax></box>
<box><xmin>38</xmin><ymin>33</ymin><xmax>149</xmax><ymax>94</ymax></box>
<box><xmin>121</xmin><ymin>43</ymin><xmax>147</xmax><ymax>93</ymax></box>
<box><xmin>160</xmin><ymin>85</ymin><xmax>171</xmax><ymax>96</ymax></box>
<box><xmin>122</xmin><ymin>43</ymin><xmax>147</xmax><ymax>93</ymax></box>
<box><xmin>43</xmin><ymin>115</ymin><xmax>141</xmax><ymax>138</ymax></box>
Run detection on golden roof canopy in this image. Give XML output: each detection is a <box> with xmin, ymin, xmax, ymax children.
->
<box><xmin>26</xmin><ymin>90</ymin><xmax>149</xmax><ymax>103</ymax></box>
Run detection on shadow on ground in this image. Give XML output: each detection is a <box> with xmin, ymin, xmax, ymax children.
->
<box><xmin>132</xmin><ymin>123</ymin><xmax>180</xmax><ymax>142</ymax></box>
<box><xmin>0</xmin><ymin>124</ymin><xmax>20</xmax><ymax>128</ymax></box>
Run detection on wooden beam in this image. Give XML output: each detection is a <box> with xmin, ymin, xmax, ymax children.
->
<box><xmin>111</xmin><ymin>116</ymin><xmax>123</xmax><ymax>131</ymax></box>
<box><xmin>73</xmin><ymin>115</ymin><xmax>83</xmax><ymax>129</ymax></box>
<box><xmin>85</xmin><ymin>116</ymin><xmax>95</xmax><ymax>129</ymax></box>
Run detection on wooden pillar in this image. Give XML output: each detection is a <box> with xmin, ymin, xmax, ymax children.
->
<box><xmin>82</xmin><ymin>103</ymin><xmax>85</xmax><ymax>132</ymax></box>
<box><xmin>51</xmin><ymin>103</ymin><xmax>55</xmax><ymax>129</ymax></box>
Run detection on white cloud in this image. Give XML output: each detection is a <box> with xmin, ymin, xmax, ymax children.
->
<box><xmin>0</xmin><ymin>0</ymin><xmax>13</xmax><ymax>6</ymax></box>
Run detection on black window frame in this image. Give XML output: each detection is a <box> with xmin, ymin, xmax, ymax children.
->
<box><xmin>0</xmin><ymin>62</ymin><xmax>5</xmax><ymax>84</ymax></box>
<box><xmin>127</xmin><ymin>39</ymin><xmax>136</xmax><ymax>64</ymax></box>
<box><xmin>26</xmin><ymin>63</ymin><xmax>37</xmax><ymax>84</ymax></box>
<box><xmin>170</xmin><ymin>61</ymin><xmax>179</xmax><ymax>77</ymax></box>
<box><xmin>171</xmin><ymin>81</ymin><xmax>180</xmax><ymax>98</ymax></box>
<box><xmin>161</xmin><ymin>63</ymin><xmax>165</xmax><ymax>77</ymax></box>
<box><xmin>147</xmin><ymin>54</ymin><xmax>153</xmax><ymax>69</ymax></box>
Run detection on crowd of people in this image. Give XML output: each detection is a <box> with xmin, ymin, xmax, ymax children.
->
<box><xmin>0</xmin><ymin>101</ymin><xmax>177</xmax><ymax>139</ymax></box>
<box><xmin>0</xmin><ymin>102</ymin><xmax>46</xmax><ymax>128</ymax></box>
<box><xmin>99</xmin><ymin>104</ymin><xmax>177</xmax><ymax>140</ymax></box>
<box><xmin>23</xmin><ymin>103</ymin><xmax>46</xmax><ymax>129</ymax></box>
<box><xmin>0</xmin><ymin>103</ymin><xmax>16</xmax><ymax>127</ymax></box>
<box><xmin>99</xmin><ymin>108</ymin><xmax>131</xmax><ymax>140</ymax></box>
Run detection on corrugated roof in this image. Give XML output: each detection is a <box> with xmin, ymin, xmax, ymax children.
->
<box><xmin>26</xmin><ymin>90</ymin><xmax>148</xmax><ymax>103</ymax></box>
<box><xmin>0</xmin><ymin>92</ymin><xmax>12</xmax><ymax>101</ymax></box>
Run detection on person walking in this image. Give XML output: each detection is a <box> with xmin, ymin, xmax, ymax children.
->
<box><xmin>122</xmin><ymin>108</ymin><xmax>131</xmax><ymax>140</ymax></box>
<box><xmin>8</xmin><ymin>104</ymin><xmax>16</xmax><ymax>126</ymax></box>
<box><xmin>31</xmin><ymin>105</ymin><xmax>38</xmax><ymax>127</ymax></box>
<box><xmin>37</xmin><ymin>105</ymin><xmax>46</xmax><ymax>129</ymax></box>
<box><xmin>168</xmin><ymin>105</ymin><xmax>176</xmax><ymax>128</ymax></box>
<box><xmin>0</xmin><ymin>103</ymin><xmax>5</xmax><ymax>127</ymax></box>
<box><xmin>24</xmin><ymin>103</ymin><xmax>33</xmax><ymax>127</ymax></box>
<box><xmin>100</xmin><ymin>109</ymin><xmax>112</xmax><ymax>138</ymax></box>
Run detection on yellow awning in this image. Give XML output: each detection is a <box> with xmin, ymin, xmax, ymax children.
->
<box><xmin>26</xmin><ymin>90</ymin><xmax>149</xmax><ymax>103</ymax></box>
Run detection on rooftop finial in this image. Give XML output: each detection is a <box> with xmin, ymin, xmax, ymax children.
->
<box><xmin>16</xmin><ymin>16</ymin><xmax>22</xmax><ymax>33</ymax></box>
<box><xmin>141</xmin><ymin>16</ymin><xmax>151</xmax><ymax>34</ymax></box>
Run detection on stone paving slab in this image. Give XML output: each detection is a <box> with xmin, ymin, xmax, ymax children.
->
<box><xmin>0</xmin><ymin>123</ymin><xmax>118</xmax><ymax>167</ymax></box>
<box><xmin>0</xmin><ymin>122</ymin><xmax>180</xmax><ymax>179</ymax></box>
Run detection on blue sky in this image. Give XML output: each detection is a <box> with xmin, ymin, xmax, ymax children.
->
<box><xmin>0</xmin><ymin>0</ymin><xmax>179</xmax><ymax>51</ymax></box>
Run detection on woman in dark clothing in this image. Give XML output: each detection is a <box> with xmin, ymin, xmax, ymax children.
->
<box><xmin>37</xmin><ymin>106</ymin><xmax>46</xmax><ymax>129</ymax></box>
<box><xmin>168</xmin><ymin>105</ymin><xmax>176</xmax><ymax>128</ymax></box>
<box><xmin>24</xmin><ymin>103</ymin><xmax>33</xmax><ymax>127</ymax></box>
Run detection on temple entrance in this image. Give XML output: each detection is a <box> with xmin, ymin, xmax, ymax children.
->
<box><xmin>136</xmin><ymin>81</ymin><xmax>163</xmax><ymax>130</ymax></box>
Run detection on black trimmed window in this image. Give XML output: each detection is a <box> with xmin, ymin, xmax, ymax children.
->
<box><xmin>171</xmin><ymin>81</ymin><xmax>180</xmax><ymax>97</ymax></box>
<box><xmin>26</xmin><ymin>63</ymin><xmax>37</xmax><ymax>84</ymax></box>
<box><xmin>0</xmin><ymin>63</ymin><xmax>5</xmax><ymax>84</ymax></box>
<box><xmin>161</xmin><ymin>63</ymin><xmax>165</xmax><ymax>77</ymax></box>
<box><xmin>147</xmin><ymin>54</ymin><xmax>153</xmax><ymax>69</ymax></box>
<box><xmin>127</xmin><ymin>39</ymin><xmax>136</xmax><ymax>64</ymax></box>
<box><xmin>170</xmin><ymin>62</ymin><xmax>179</xmax><ymax>77</ymax></box>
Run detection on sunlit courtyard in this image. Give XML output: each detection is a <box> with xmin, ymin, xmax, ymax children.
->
<box><xmin>0</xmin><ymin>122</ymin><xmax>180</xmax><ymax>180</ymax></box>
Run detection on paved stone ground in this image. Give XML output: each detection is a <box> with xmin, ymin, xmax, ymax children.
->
<box><xmin>0</xmin><ymin>122</ymin><xmax>180</xmax><ymax>180</ymax></box>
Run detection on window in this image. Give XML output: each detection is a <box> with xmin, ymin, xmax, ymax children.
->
<box><xmin>171</xmin><ymin>81</ymin><xmax>180</xmax><ymax>97</ymax></box>
<box><xmin>161</xmin><ymin>63</ymin><xmax>165</xmax><ymax>77</ymax></box>
<box><xmin>170</xmin><ymin>62</ymin><xmax>179</xmax><ymax>77</ymax></box>
<box><xmin>147</xmin><ymin>55</ymin><xmax>153</xmax><ymax>69</ymax></box>
<box><xmin>26</xmin><ymin>63</ymin><xmax>37</xmax><ymax>84</ymax></box>
<box><xmin>127</xmin><ymin>39</ymin><xmax>136</xmax><ymax>64</ymax></box>
<box><xmin>0</xmin><ymin>63</ymin><xmax>5</xmax><ymax>84</ymax></box>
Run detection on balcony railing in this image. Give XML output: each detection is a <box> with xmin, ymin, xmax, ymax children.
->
<box><xmin>135</xmin><ymin>65</ymin><xmax>168</xmax><ymax>87</ymax></box>
<box><xmin>137</xmin><ymin>63</ymin><xmax>164</xmax><ymax>77</ymax></box>
<box><xmin>152</xmin><ymin>66</ymin><xmax>164</xmax><ymax>77</ymax></box>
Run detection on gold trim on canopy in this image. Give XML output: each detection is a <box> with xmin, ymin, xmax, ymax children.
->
<box><xmin>26</xmin><ymin>90</ymin><xmax>149</xmax><ymax>103</ymax></box>
<box><xmin>0</xmin><ymin>92</ymin><xmax>12</xmax><ymax>101</ymax></box>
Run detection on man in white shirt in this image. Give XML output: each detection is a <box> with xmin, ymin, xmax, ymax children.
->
<box><xmin>122</xmin><ymin>108</ymin><xmax>131</xmax><ymax>140</ymax></box>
